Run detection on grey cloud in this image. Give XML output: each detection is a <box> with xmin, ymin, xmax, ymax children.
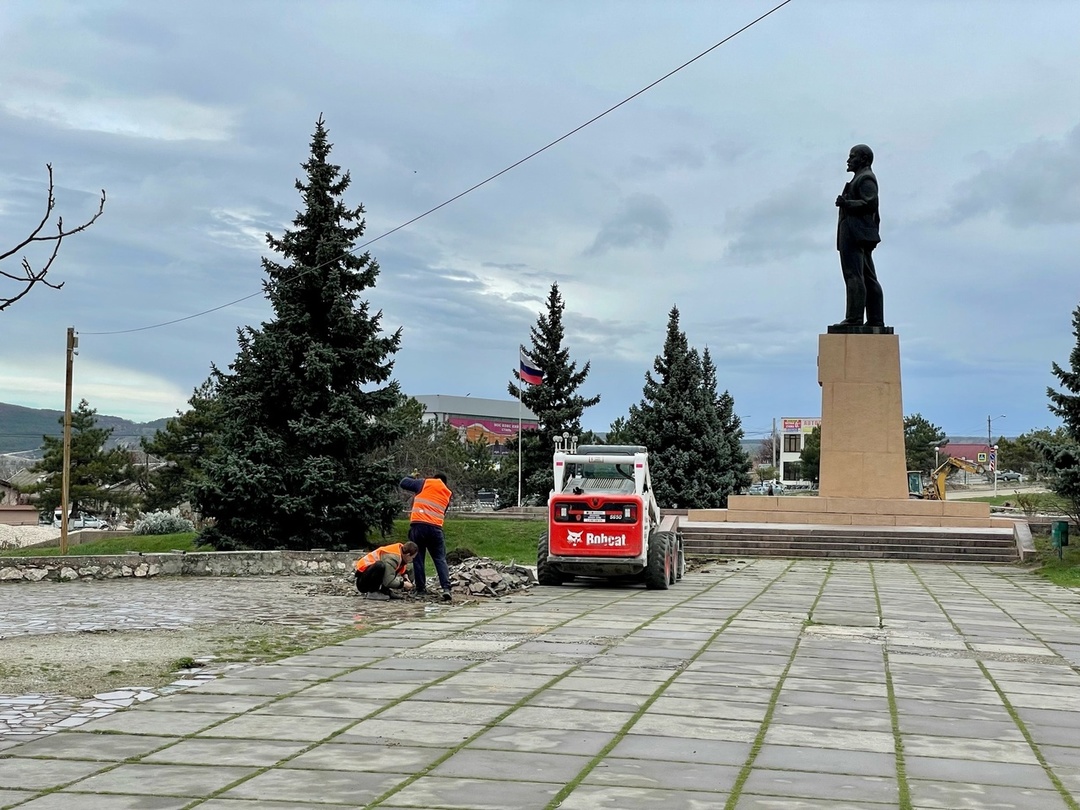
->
<box><xmin>710</xmin><ymin>138</ymin><xmax>753</xmax><ymax>165</ymax></box>
<box><xmin>625</xmin><ymin>145</ymin><xmax>706</xmax><ymax>175</ymax></box>
<box><xmin>947</xmin><ymin>123</ymin><xmax>1080</xmax><ymax>227</ymax></box>
<box><xmin>583</xmin><ymin>193</ymin><xmax>673</xmax><ymax>257</ymax></box>
<box><xmin>722</xmin><ymin>182</ymin><xmax>831</xmax><ymax>265</ymax></box>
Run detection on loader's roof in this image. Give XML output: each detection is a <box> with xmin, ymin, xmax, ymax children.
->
<box><xmin>561</xmin><ymin>476</ymin><xmax>638</xmax><ymax>494</ymax></box>
<box><xmin>575</xmin><ymin>444</ymin><xmax>645</xmax><ymax>455</ymax></box>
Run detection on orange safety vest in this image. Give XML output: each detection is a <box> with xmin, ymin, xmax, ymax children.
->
<box><xmin>410</xmin><ymin>478</ymin><xmax>452</xmax><ymax>526</ymax></box>
<box><xmin>355</xmin><ymin>543</ymin><xmax>407</xmax><ymax>574</ymax></box>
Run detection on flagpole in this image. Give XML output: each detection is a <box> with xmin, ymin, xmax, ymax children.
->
<box><xmin>517</xmin><ymin>375</ymin><xmax>522</xmax><ymax>508</ymax></box>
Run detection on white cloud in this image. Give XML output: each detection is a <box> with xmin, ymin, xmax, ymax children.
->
<box><xmin>0</xmin><ymin>354</ymin><xmax>188</xmax><ymax>422</ymax></box>
<box><xmin>1</xmin><ymin>85</ymin><xmax>235</xmax><ymax>141</ymax></box>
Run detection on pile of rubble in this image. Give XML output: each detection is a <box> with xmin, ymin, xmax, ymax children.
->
<box><xmin>296</xmin><ymin>556</ymin><xmax>536</xmax><ymax>599</ymax></box>
<box><xmin>447</xmin><ymin>556</ymin><xmax>536</xmax><ymax>597</ymax></box>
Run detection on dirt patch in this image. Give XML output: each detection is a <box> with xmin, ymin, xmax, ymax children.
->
<box><xmin>0</xmin><ymin>559</ymin><xmax>539</xmax><ymax>700</ymax></box>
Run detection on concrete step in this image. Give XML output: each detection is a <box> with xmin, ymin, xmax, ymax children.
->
<box><xmin>681</xmin><ymin>522</ymin><xmax>1017</xmax><ymax>563</ymax></box>
<box><xmin>686</xmin><ymin>534</ymin><xmax>1014</xmax><ymax>550</ymax></box>
<box><xmin>687</xmin><ymin>545</ymin><xmax>1016</xmax><ymax>563</ymax></box>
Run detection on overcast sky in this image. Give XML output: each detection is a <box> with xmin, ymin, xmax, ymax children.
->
<box><xmin>2</xmin><ymin>0</ymin><xmax>1079</xmax><ymax>445</ymax></box>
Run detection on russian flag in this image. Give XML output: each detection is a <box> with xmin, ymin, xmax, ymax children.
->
<box><xmin>519</xmin><ymin>350</ymin><xmax>544</xmax><ymax>386</ymax></box>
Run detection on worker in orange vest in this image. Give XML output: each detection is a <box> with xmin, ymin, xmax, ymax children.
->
<box><xmin>400</xmin><ymin>472</ymin><xmax>453</xmax><ymax>601</ymax></box>
<box><xmin>354</xmin><ymin>541</ymin><xmax>418</xmax><ymax>600</ymax></box>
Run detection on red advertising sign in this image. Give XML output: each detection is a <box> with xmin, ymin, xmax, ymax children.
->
<box><xmin>446</xmin><ymin>416</ymin><xmax>538</xmax><ymax>451</ymax></box>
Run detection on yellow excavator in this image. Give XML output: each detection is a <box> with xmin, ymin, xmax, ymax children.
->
<box><xmin>908</xmin><ymin>457</ymin><xmax>987</xmax><ymax>500</ymax></box>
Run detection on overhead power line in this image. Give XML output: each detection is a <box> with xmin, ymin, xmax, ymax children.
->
<box><xmin>83</xmin><ymin>0</ymin><xmax>794</xmax><ymax>337</ymax></box>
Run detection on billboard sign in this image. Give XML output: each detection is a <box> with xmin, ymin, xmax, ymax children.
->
<box><xmin>782</xmin><ymin>417</ymin><xmax>821</xmax><ymax>434</ymax></box>
<box><xmin>446</xmin><ymin>416</ymin><xmax>538</xmax><ymax>455</ymax></box>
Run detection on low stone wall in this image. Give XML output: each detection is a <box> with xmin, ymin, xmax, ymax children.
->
<box><xmin>0</xmin><ymin>550</ymin><xmax>359</xmax><ymax>584</ymax></box>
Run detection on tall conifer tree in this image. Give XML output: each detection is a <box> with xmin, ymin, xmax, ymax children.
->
<box><xmin>196</xmin><ymin>118</ymin><xmax>402</xmax><ymax>550</ymax></box>
<box><xmin>1047</xmin><ymin>304</ymin><xmax>1080</xmax><ymax>440</ymax></box>
<box><xmin>703</xmin><ymin>348</ymin><xmax>753</xmax><ymax>504</ymax></box>
<box><xmin>624</xmin><ymin>306</ymin><xmax>708</xmax><ymax>507</ymax></box>
<box><xmin>139</xmin><ymin>378</ymin><xmax>220</xmax><ymax>512</ymax></box>
<box><xmin>624</xmin><ymin>307</ymin><xmax>749</xmax><ymax>508</ymax></box>
<box><xmin>1035</xmin><ymin>303</ymin><xmax>1080</xmax><ymax>524</ymax></box>
<box><xmin>508</xmin><ymin>283</ymin><xmax>600</xmax><ymax>503</ymax></box>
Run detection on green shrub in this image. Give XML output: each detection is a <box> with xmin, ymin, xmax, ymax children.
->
<box><xmin>134</xmin><ymin>511</ymin><xmax>196</xmax><ymax>536</ymax></box>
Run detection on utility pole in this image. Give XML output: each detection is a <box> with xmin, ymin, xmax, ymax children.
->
<box><xmin>60</xmin><ymin>327</ymin><xmax>77</xmax><ymax>554</ymax></box>
<box><xmin>772</xmin><ymin>417</ymin><xmax>778</xmax><ymax>474</ymax></box>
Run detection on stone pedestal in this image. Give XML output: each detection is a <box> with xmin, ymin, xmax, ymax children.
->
<box><xmin>817</xmin><ymin>332</ymin><xmax>907</xmax><ymax>499</ymax></box>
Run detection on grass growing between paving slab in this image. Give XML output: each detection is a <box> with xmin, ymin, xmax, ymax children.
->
<box><xmin>911</xmin><ymin>565</ymin><xmax>1080</xmax><ymax>810</ymax></box>
<box><xmin>870</xmin><ymin>562</ymin><xmax>913</xmax><ymax>810</ymax></box>
<box><xmin>0</xmin><ymin>622</ymin><xmax>376</xmax><ymax>699</ymax></box>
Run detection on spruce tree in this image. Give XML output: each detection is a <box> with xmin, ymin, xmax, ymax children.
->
<box><xmin>28</xmin><ymin>399</ymin><xmax>132</xmax><ymax>517</ymax></box>
<box><xmin>624</xmin><ymin>307</ymin><xmax>710</xmax><ymax>507</ymax></box>
<box><xmin>1035</xmin><ymin>303</ymin><xmax>1080</xmax><ymax>524</ymax></box>
<box><xmin>139</xmin><ymin>378</ymin><xmax>221</xmax><ymax>512</ymax></box>
<box><xmin>622</xmin><ymin>309</ymin><xmax>751</xmax><ymax>508</ymax></box>
<box><xmin>1047</xmin><ymin>304</ymin><xmax>1080</xmax><ymax>440</ymax></box>
<box><xmin>196</xmin><ymin>117</ymin><xmax>402</xmax><ymax>550</ymax></box>
<box><xmin>694</xmin><ymin>347</ymin><xmax>731</xmax><ymax>507</ymax></box>
<box><xmin>706</xmin><ymin>348</ymin><xmax>754</xmax><ymax>503</ymax></box>
<box><xmin>507</xmin><ymin>283</ymin><xmax>600</xmax><ymax>503</ymax></box>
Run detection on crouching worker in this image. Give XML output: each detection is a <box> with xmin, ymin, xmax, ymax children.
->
<box><xmin>354</xmin><ymin>541</ymin><xmax>418</xmax><ymax>601</ymax></box>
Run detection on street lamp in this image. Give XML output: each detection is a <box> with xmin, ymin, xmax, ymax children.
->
<box><xmin>988</xmin><ymin>414</ymin><xmax>1006</xmax><ymax>497</ymax></box>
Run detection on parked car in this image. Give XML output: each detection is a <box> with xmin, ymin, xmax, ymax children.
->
<box><xmin>52</xmin><ymin>509</ymin><xmax>110</xmax><ymax>530</ymax></box>
<box><xmin>748</xmin><ymin>481</ymin><xmax>785</xmax><ymax>495</ymax></box>
<box><xmin>996</xmin><ymin>470</ymin><xmax>1024</xmax><ymax>483</ymax></box>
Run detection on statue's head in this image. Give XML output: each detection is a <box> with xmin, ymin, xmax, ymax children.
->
<box><xmin>847</xmin><ymin>144</ymin><xmax>873</xmax><ymax>171</ymax></box>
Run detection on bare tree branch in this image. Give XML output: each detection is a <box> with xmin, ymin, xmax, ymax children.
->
<box><xmin>0</xmin><ymin>164</ymin><xmax>106</xmax><ymax>312</ymax></box>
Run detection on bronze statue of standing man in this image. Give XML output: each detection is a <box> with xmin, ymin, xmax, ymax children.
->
<box><xmin>833</xmin><ymin>144</ymin><xmax>883</xmax><ymax>328</ymax></box>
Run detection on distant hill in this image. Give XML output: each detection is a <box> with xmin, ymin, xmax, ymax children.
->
<box><xmin>0</xmin><ymin>402</ymin><xmax>171</xmax><ymax>457</ymax></box>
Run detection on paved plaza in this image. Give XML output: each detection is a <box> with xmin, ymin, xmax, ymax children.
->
<box><xmin>1</xmin><ymin>559</ymin><xmax>1079</xmax><ymax>808</ymax></box>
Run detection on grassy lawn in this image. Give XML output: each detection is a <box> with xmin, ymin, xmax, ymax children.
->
<box><xmin>0</xmin><ymin>533</ymin><xmax>204</xmax><ymax>557</ymax></box>
<box><xmin>378</xmin><ymin>517</ymin><xmax>543</xmax><ymax>564</ymax></box>
<box><xmin>965</xmin><ymin>490</ymin><xmax>1070</xmax><ymax>511</ymax></box>
<box><xmin>0</xmin><ymin>519</ymin><xmax>543</xmax><ymax>564</ymax></box>
<box><xmin>1030</xmin><ymin>527</ymin><xmax>1080</xmax><ymax>589</ymax></box>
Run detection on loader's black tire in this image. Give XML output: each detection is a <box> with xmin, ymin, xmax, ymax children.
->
<box><xmin>536</xmin><ymin>532</ymin><xmax>563</xmax><ymax>586</ymax></box>
<box><xmin>656</xmin><ymin>531</ymin><xmax>677</xmax><ymax>585</ymax></box>
<box><xmin>644</xmin><ymin>530</ymin><xmax>670</xmax><ymax>590</ymax></box>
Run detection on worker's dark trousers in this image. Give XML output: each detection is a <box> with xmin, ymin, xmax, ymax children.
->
<box><xmin>409</xmin><ymin>522</ymin><xmax>452</xmax><ymax>593</ymax></box>
<box><xmin>355</xmin><ymin>561</ymin><xmax>390</xmax><ymax>594</ymax></box>
<box><xmin>838</xmin><ymin>235</ymin><xmax>883</xmax><ymax>326</ymax></box>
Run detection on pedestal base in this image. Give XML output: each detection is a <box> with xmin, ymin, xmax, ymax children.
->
<box><xmin>817</xmin><ymin>332</ymin><xmax>908</xmax><ymax>499</ymax></box>
<box><xmin>689</xmin><ymin>495</ymin><xmax>1002</xmax><ymax>529</ymax></box>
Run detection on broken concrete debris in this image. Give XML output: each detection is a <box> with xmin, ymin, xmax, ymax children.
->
<box><xmin>450</xmin><ymin>556</ymin><xmax>536</xmax><ymax>597</ymax></box>
<box><xmin>297</xmin><ymin>556</ymin><xmax>536</xmax><ymax>599</ymax></box>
